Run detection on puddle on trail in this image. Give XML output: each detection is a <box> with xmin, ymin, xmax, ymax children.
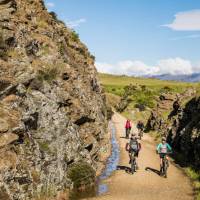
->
<box><xmin>97</xmin><ymin>121</ymin><xmax>120</xmax><ymax>195</ymax></box>
<box><xmin>69</xmin><ymin>121</ymin><xmax>120</xmax><ymax>199</ymax></box>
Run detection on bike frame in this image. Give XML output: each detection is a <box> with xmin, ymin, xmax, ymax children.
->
<box><xmin>160</xmin><ymin>153</ymin><xmax>169</xmax><ymax>178</ymax></box>
<box><xmin>138</xmin><ymin>129</ymin><xmax>143</xmax><ymax>139</ymax></box>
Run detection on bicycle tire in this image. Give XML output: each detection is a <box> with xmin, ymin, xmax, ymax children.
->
<box><xmin>130</xmin><ymin>152</ymin><xmax>135</xmax><ymax>174</ymax></box>
<box><xmin>164</xmin><ymin>160</ymin><xmax>168</xmax><ymax>178</ymax></box>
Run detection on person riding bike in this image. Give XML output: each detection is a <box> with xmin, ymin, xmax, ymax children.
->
<box><xmin>137</xmin><ymin>121</ymin><xmax>144</xmax><ymax>131</ymax></box>
<box><xmin>125</xmin><ymin>119</ymin><xmax>132</xmax><ymax>138</ymax></box>
<box><xmin>137</xmin><ymin>121</ymin><xmax>144</xmax><ymax>139</ymax></box>
<box><xmin>126</xmin><ymin>134</ymin><xmax>141</xmax><ymax>166</ymax></box>
<box><xmin>156</xmin><ymin>137</ymin><xmax>172</xmax><ymax>171</ymax></box>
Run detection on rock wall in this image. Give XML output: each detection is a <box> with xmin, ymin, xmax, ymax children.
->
<box><xmin>145</xmin><ymin>91</ymin><xmax>200</xmax><ymax>169</ymax></box>
<box><xmin>0</xmin><ymin>0</ymin><xmax>108</xmax><ymax>199</ymax></box>
<box><xmin>167</xmin><ymin>97</ymin><xmax>200</xmax><ymax>168</ymax></box>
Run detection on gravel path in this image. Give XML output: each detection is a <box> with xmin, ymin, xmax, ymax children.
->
<box><xmin>90</xmin><ymin>113</ymin><xmax>194</xmax><ymax>200</ymax></box>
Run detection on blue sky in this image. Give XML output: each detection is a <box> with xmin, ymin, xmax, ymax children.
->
<box><xmin>44</xmin><ymin>0</ymin><xmax>200</xmax><ymax>76</ymax></box>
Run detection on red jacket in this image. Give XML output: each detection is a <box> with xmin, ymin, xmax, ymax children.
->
<box><xmin>125</xmin><ymin>120</ymin><xmax>132</xmax><ymax>129</ymax></box>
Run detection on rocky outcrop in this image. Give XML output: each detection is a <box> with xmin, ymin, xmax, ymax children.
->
<box><xmin>0</xmin><ymin>0</ymin><xmax>108</xmax><ymax>199</ymax></box>
<box><xmin>146</xmin><ymin>90</ymin><xmax>200</xmax><ymax>169</ymax></box>
<box><xmin>167</xmin><ymin>97</ymin><xmax>200</xmax><ymax>168</ymax></box>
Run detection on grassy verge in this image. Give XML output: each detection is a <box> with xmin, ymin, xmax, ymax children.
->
<box><xmin>185</xmin><ymin>167</ymin><xmax>200</xmax><ymax>200</ymax></box>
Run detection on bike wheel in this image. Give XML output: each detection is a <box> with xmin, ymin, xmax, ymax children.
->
<box><xmin>131</xmin><ymin>159</ymin><xmax>135</xmax><ymax>174</ymax></box>
<box><xmin>160</xmin><ymin>160</ymin><xmax>165</xmax><ymax>176</ymax></box>
<box><xmin>125</xmin><ymin>129</ymin><xmax>128</xmax><ymax>138</ymax></box>
<box><xmin>130</xmin><ymin>153</ymin><xmax>135</xmax><ymax>174</ymax></box>
<box><xmin>164</xmin><ymin>161</ymin><xmax>168</xmax><ymax>178</ymax></box>
<box><xmin>160</xmin><ymin>166</ymin><xmax>163</xmax><ymax>176</ymax></box>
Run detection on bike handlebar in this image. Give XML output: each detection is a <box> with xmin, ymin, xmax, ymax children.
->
<box><xmin>157</xmin><ymin>151</ymin><xmax>172</xmax><ymax>154</ymax></box>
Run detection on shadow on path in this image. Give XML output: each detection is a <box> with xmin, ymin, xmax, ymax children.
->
<box><xmin>145</xmin><ymin>167</ymin><xmax>160</xmax><ymax>176</ymax></box>
<box><xmin>120</xmin><ymin>136</ymin><xmax>128</xmax><ymax>139</ymax></box>
<box><xmin>117</xmin><ymin>165</ymin><xmax>135</xmax><ymax>174</ymax></box>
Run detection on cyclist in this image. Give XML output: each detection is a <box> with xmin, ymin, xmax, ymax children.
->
<box><xmin>126</xmin><ymin>134</ymin><xmax>141</xmax><ymax>167</ymax></box>
<box><xmin>137</xmin><ymin>121</ymin><xmax>144</xmax><ymax>138</ymax></box>
<box><xmin>137</xmin><ymin>121</ymin><xmax>144</xmax><ymax>131</ymax></box>
<box><xmin>157</xmin><ymin>137</ymin><xmax>172</xmax><ymax>171</ymax></box>
<box><xmin>125</xmin><ymin>119</ymin><xmax>132</xmax><ymax>138</ymax></box>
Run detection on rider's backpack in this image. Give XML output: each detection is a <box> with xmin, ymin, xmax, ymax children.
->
<box><xmin>130</xmin><ymin>139</ymin><xmax>138</xmax><ymax>151</ymax></box>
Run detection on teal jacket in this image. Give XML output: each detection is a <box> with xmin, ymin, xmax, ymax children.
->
<box><xmin>157</xmin><ymin>143</ymin><xmax>172</xmax><ymax>153</ymax></box>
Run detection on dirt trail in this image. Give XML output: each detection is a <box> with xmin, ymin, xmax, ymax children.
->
<box><xmin>91</xmin><ymin>113</ymin><xmax>194</xmax><ymax>200</ymax></box>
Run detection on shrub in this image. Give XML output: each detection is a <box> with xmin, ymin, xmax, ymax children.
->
<box><xmin>49</xmin><ymin>11</ymin><xmax>57</xmax><ymax>20</ymax></box>
<box><xmin>160</xmin><ymin>86</ymin><xmax>172</xmax><ymax>93</ymax></box>
<box><xmin>38</xmin><ymin>141</ymin><xmax>50</xmax><ymax>152</ymax></box>
<box><xmin>68</xmin><ymin>162</ymin><xmax>95</xmax><ymax>188</ymax></box>
<box><xmin>37</xmin><ymin>66</ymin><xmax>59</xmax><ymax>83</ymax></box>
<box><xmin>90</xmin><ymin>54</ymin><xmax>95</xmax><ymax>61</ymax></box>
<box><xmin>71</xmin><ymin>31</ymin><xmax>79</xmax><ymax>42</ymax></box>
<box><xmin>141</xmin><ymin>85</ymin><xmax>146</xmax><ymax>91</ymax></box>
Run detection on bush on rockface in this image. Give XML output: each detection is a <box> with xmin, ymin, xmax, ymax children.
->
<box><xmin>68</xmin><ymin>162</ymin><xmax>95</xmax><ymax>188</ymax></box>
<box><xmin>37</xmin><ymin>66</ymin><xmax>59</xmax><ymax>83</ymax></box>
<box><xmin>71</xmin><ymin>31</ymin><xmax>79</xmax><ymax>42</ymax></box>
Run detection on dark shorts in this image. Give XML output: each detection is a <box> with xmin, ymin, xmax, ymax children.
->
<box><xmin>129</xmin><ymin>149</ymin><xmax>139</xmax><ymax>157</ymax></box>
<box><xmin>159</xmin><ymin>153</ymin><xmax>167</xmax><ymax>159</ymax></box>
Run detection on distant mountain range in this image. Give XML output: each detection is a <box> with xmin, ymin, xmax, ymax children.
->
<box><xmin>148</xmin><ymin>73</ymin><xmax>200</xmax><ymax>83</ymax></box>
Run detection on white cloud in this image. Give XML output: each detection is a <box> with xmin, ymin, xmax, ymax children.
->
<box><xmin>163</xmin><ymin>10</ymin><xmax>200</xmax><ymax>31</ymax></box>
<box><xmin>96</xmin><ymin>57</ymin><xmax>195</xmax><ymax>76</ymax></box>
<box><xmin>47</xmin><ymin>2</ymin><xmax>55</xmax><ymax>8</ymax></box>
<box><xmin>157</xmin><ymin>58</ymin><xmax>193</xmax><ymax>75</ymax></box>
<box><xmin>65</xmin><ymin>18</ymin><xmax>86</xmax><ymax>28</ymax></box>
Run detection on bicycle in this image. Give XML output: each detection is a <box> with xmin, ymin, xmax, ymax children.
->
<box><xmin>130</xmin><ymin>151</ymin><xmax>137</xmax><ymax>174</ymax></box>
<box><xmin>138</xmin><ymin>129</ymin><xmax>143</xmax><ymax>140</ymax></box>
<box><xmin>125</xmin><ymin>128</ymin><xmax>131</xmax><ymax>139</ymax></box>
<box><xmin>159</xmin><ymin>153</ymin><xmax>171</xmax><ymax>178</ymax></box>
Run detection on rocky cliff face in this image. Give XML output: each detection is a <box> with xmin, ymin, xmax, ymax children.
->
<box><xmin>0</xmin><ymin>0</ymin><xmax>108</xmax><ymax>199</ymax></box>
<box><xmin>146</xmin><ymin>90</ymin><xmax>200</xmax><ymax>169</ymax></box>
<box><xmin>167</xmin><ymin>97</ymin><xmax>200</xmax><ymax>169</ymax></box>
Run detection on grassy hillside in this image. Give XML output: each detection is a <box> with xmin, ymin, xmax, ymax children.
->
<box><xmin>99</xmin><ymin>73</ymin><xmax>197</xmax><ymax>95</ymax></box>
<box><xmin>98</xmin><ymin>73</ymin><xmax>198</xmax><ymax>123</ymax></box>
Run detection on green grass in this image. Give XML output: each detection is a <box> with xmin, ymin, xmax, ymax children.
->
<box><xmin>99</xmin><ymin>74</ymin><xmax>197</xmax><ymax>98</ymax></box>
<box><xmin>103</xmin><ymin>84</ymin><xmax>125</xmax><ymax>96</ymax></box>
<box><xmin>99</xmin><ymin>73</ymin><xmax>196</xmax><ymax>94</ymax></box>
<box><xmin>99</xmin><ymin>73</ymin><xmax>198</xmax><ymax>115</ymax></box>
<box><xmin>185</xmin><ymin>167</ymin><xmax>200</xmax><ymax>200</ymax></box>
